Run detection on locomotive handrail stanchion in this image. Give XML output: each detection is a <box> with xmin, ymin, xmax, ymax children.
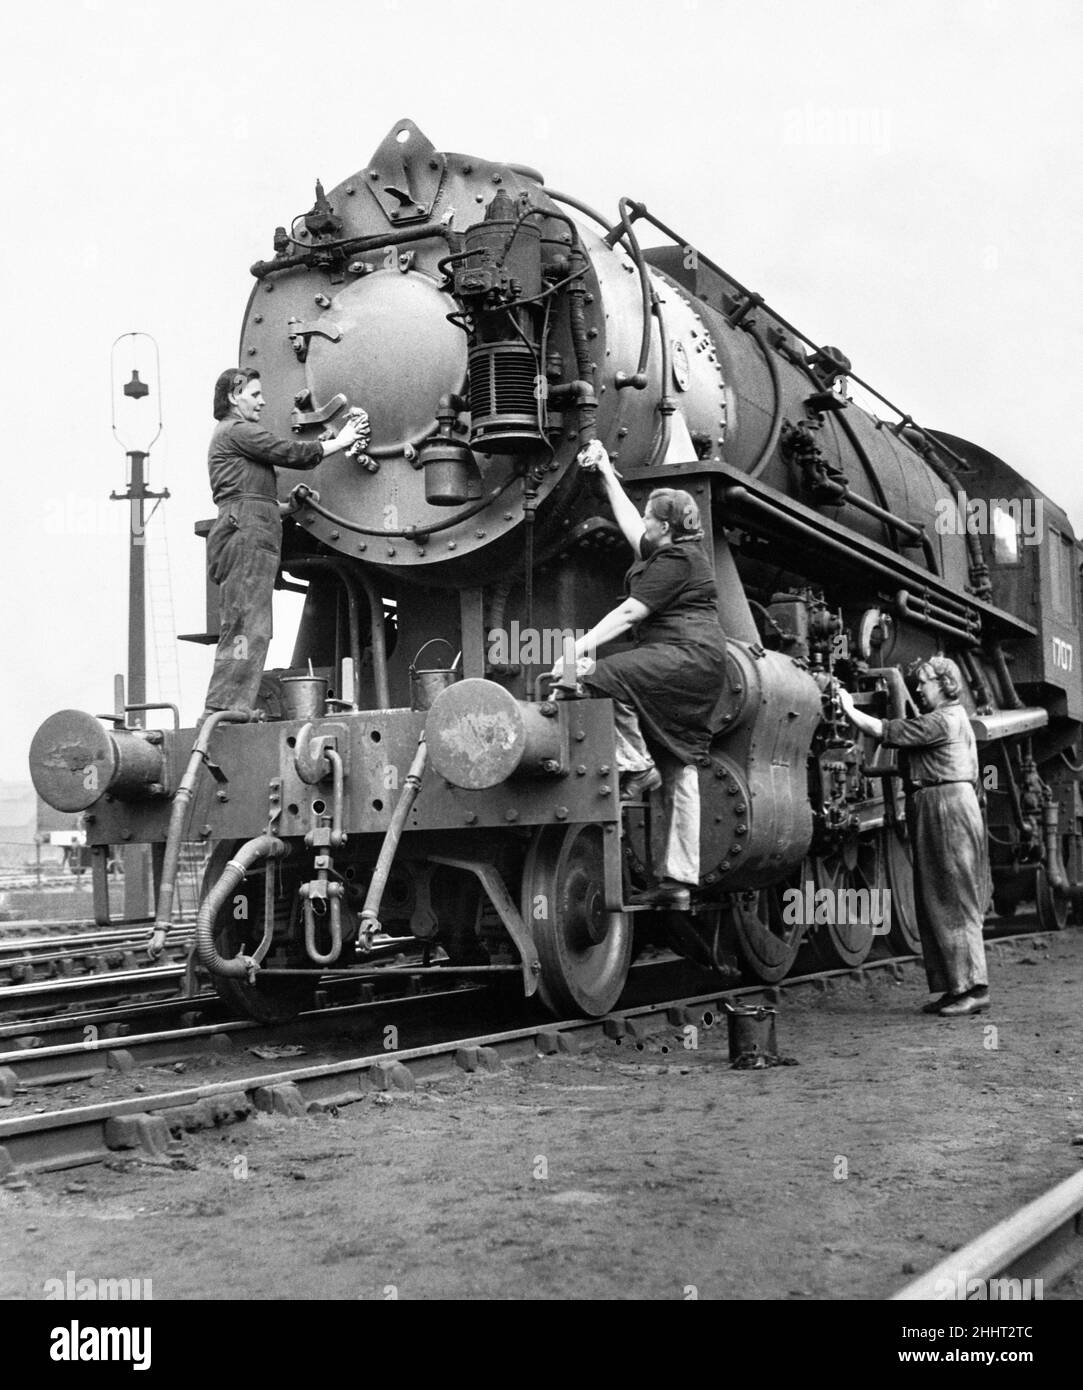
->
<box><xmin>124</xmin><ymin>702</ymin><xmax>180</xmax><ymax>730</ymax></box>
<box><xmin>147</xmin><ymin>709</ymin><xmax>252</xmax><ymax>961</ymax></box>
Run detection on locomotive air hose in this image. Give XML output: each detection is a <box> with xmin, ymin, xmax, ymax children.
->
<box><xmin>196</xmin><ymin>834</ymin><xmax>290</xmax><ymax>979</ymax></box>
<box><xmin>359</xmin><ymin>733</ymin><xmax>429</xmax><ymax>942</ymax></box>
<box><xmin>147</xmin><ymin>709</ymin><xmax>251</xmax><ymax>960</ymax></box>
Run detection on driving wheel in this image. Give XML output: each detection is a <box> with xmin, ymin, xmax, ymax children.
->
<box><xmin>730</xmin><ymin>859</ymin><xmax>813</xmax><ymax>984</ymax></box>
<box><xmin>882</xmin><ymin>821</ymin><xmax>922</xmax><ymax>954</ymax></box>
<box><xmin>522</xmin><ymin>823</ymin><xmax>632</xmax><ymax>1017</ymax></box>
<box><xmin>803</xmin><ymin>834</ymin><xmax>882</xmax><ymax>968</ymax></box>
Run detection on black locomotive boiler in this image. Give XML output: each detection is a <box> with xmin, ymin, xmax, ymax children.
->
<box><xmin>30</xmin><ymin>119</ymin><xmax>1083</xmax><ymax>1021</ymax></box>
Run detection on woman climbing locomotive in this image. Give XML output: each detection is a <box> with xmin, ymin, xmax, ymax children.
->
<box><xmin>551</xmin><ymin>441</ymin><xmax>728</xmax><ymax>911</ymax></box>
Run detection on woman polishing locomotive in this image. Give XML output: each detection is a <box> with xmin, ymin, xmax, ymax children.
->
<box><xmin>835</xmin><ymin>656</ymin><xmax>991</xmax><ymax>1017</ymax></box>
<box><xmin>550</xmin><ymin>441</ymin><xmax>728</xmax><ymax>910</ymax></box>
<box><xmin>200</xmin><ymin>368</ymin><xmax>367</xmax><ymax>720</ymax></box>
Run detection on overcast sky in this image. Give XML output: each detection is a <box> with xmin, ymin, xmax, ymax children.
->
<box><xmin>2</xmin><ymin>0</ymin><xmax>1080</xmax><ymax>784</ymax></box>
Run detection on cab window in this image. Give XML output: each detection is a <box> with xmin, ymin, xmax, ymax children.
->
<box><xmin>992</xmin><ymin>506</ymin><xmax>1020</xmax><ymax>564</ymax></box>
<box><xmin>1050</xmin><ymin>528</ymin><xmax>1075</xmax><ymax>621</ymax></box>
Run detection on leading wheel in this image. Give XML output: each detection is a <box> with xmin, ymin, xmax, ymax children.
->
<box><xmin>522</xmin><ymin>824</ymin><xmax>632</xmax><ymax>1017</ymax></box>
<box><xmin>202</xmin><ymin>841</ymin><xmax>317</xmax><ymax>1023</ymax></box>
<box><xmin>803</xmin><ymin>834</ymin><xmax>881</xmax><ymax>969</ymax></box>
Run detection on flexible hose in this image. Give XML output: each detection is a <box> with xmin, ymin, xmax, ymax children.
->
<box><xmin>196</xmin><ymin>834</ymin><xmax>289</xmax><ymax>978</ymax></box>
<box><xmin>359</xmin><ymin>734</ymin><xmax>429</xmax><ymax>941</ymax></box>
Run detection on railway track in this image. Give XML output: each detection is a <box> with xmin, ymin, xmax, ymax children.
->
<box><xmin>0</xmin><ymin>929</ymin><xmax>194</xmax><ymax>985</ymax></box>
<box><xmin>0</xmin><ymin>965</ymin><xmax>192</xmax><ymax>1022</ymax></box>
<box><xmin>2</xmin><ymin>928</ymin><xmax>1079</xmax><ymax>1303</ymax></box>
<box><xmin>0</xmin><ymin>948</ymin><xmax>954</xmax><ymax>1176</ymax></box>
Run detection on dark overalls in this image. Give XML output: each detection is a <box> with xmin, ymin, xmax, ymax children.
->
<box><xmin>880</xmin><ymin>702</ymin><xmax>989</xmax><ymax>995</ymax></box>
<box><xmin>202</xmin><ymin>415</ymin><xmax>323</xmax><ymax>714</ymax></box>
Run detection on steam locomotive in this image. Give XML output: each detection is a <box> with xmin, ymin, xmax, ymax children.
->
<box><xmin>30</xmin><ymin>119</ymin><xmax>1083</xmax><ymax>1021</ymax></box>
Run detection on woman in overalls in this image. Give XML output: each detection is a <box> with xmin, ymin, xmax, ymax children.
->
<box><xmin>551</xmin><ymin>442</ymin><xmax>728</xmax><ymax>910</ymax></box>
<box><xmin>201</xmin><ymin>368</ymin><xmax>364</xmax><ymax>718</ymax></box>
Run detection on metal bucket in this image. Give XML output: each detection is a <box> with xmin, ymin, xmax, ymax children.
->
<box><xmin>724</xmin><ymin>1002</ymin><xmax>779</xmax><ymax>1066</ymax></box>
<box><xmin>410</xmin><ymin>639</ymin><xmax>458</xmax><ymax>712</ymax></box>
<box><xmin>280</xmin><ymin>675</ymin><xmax>328</xmax><ymax>721</ymax></box>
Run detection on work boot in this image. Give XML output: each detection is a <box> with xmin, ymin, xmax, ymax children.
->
<box><xmin>921</xmin><ymin>993</ymin><xmax>961</xmax><ymax>1014</ymax></box>
<box><xmin>631</xmin><ymin>878</ymin><xmax>694</xmax><ymax>912</ymax></box>
<box><xmin>938</xmin><ymin>992</ymin><xmax>990</xmax><ymax>1017</ymax></box>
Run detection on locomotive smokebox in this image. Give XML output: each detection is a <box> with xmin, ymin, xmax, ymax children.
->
<box><xmin>424</xmin><ymin>678</ymin><xmax>565</xmax><ymax>788</ymax></box>
<box><xmin>29</xmin><ymin>710</ymin><xmax>165</xmax><ymax>812</ymax></box>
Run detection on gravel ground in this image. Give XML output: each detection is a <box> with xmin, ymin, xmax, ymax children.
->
<box><xmin>1</xmin><ymin>931</ymin><xmax>1081</xmax><ymax>1301</ymax></box>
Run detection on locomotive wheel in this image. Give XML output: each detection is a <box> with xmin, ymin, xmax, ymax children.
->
<box><xmin>1034</xmin><ymin>866</ymin><xmax>1069</xmax><ymax>931</ymax></box>
<box><xmin>730</xmin><ymin>860</ymin><xmax>812</xmax><ymax>984</ymax></box>
<box><xmin>202</xmin><ymin>841</ymin><xmax>317</xmax><ymax>1024</ymax></box>
<box><xmin>803</xmin><ymin>835</ymin><xmax>881</xmax><ymax>969</ymax></box>
<box><xmin>882</xmin><ymin>822</ymin><xmax>922</xmax><ymax>955</ymax></box>
<box><xmin>523</xmin><ymin>823</ymin><xmax>632</xmax><ymax>1017</ymax></box>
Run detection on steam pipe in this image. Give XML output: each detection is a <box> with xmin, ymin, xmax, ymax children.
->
<box><xmin>959</xmin><ymin>647</ymin><xmax>995</xmax><ymax>712</ymax></box>
<box><xmin>292</xmin><ymin>473</ymin><xmax>518</xmax><ymax>539</ymax></box>
<box><xmin>786</xmin><ymin>347</ymin><xmax>920</xmax><ymax>565</ymax></box>
<box><xmin>895</xmin><ymin>590</ymin><xmax>980</xmax><ymax>644</ymax></box>
<box><xmin>358</xmin><ymin>733</ymin><xmax>429</xmax><ymax>944</ymax></box>
<box><xmin>722</xmin><ymin>484</ymin><xmax>981</xmax><ymax>635</ymax></box>
<box><xmin>648</xmin><ymin>292</ymin><xmax>676</xmax><ymax>467</ymax></box>
<box><xmin>605</xmin><ymin>199</ymin><xmax>651</xmax><ymax>389</ymax></box>
<box><xmin>989</xmin><ymin>642</ymin><xmax>1025</xmax><ymax>710</ymax></box>
<box><xmin>746</xmin><ymin>323</ymin><xmax>785</xmax><ymax>480</ymax></box>
<box><xmin>196</xmin><ymin>833</ymin><xmax>290</xmax><ymax>978</ymax></box>
<box><xmin>283</xmin><ymin>559</ymin><xmax>363</xmax><ymax>699</ymax></box>
<box><xmin>818</xmin><ymin>482</ymin><xmax>940</xmax><ymax>575</ymax></box>
<box><xmin>147</xmin><ymin>709</ymin><xmax>252</xmax><ymax>958</ymax></box>
<box><xmin>285</xmin><ymin>556</ymin><xmax>389</xmax><ymax>709</ymax></box>
<box><xmin>251</xmin><ymin>222</ymin><xmax>453</xmax><ymax>279</ymax></box>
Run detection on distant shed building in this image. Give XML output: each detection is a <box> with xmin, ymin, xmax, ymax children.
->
<box><xmin>0</xmin><ymin>782</ymin><xmax>82</xmax><ymax>868</ymax></box>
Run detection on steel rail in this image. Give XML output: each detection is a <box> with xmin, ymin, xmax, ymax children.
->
<box><xmin>0</xmin><ymin>952</ymin><xmax>920</xmax><ymax>1175</ymax></box>
<box><xmin>0</xmin><ymin>934</ymin><xmax>1056</xmax><ymax>1173</ymax></box>
<box><xmin>0</xmin><ymin>984</ymin><xmax>482</xmax><ymax>1088</ymax></box>
<box><xmin>0</xmin><ymin>926</ymin><xmax>195</xmax><ymax>956</ymax></box>
<box><xmin>0</xmin><ymin>938</ymin><xmax>194</xmax><ymax>975</ymax></box>
<box><xmin>0</xmin><ymin>966</ymin><xmax>188</xmax><ymax>1019</ymax></box>
<box><xmin>0</xmin><ymin>993</ymin><xmax>222</xmax><ymax>1046</ymax></box>
<box><xmin>893</xmin><ymin>1169</ymin><xmax>1083</xmax><ymax>1299</ymax></box>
